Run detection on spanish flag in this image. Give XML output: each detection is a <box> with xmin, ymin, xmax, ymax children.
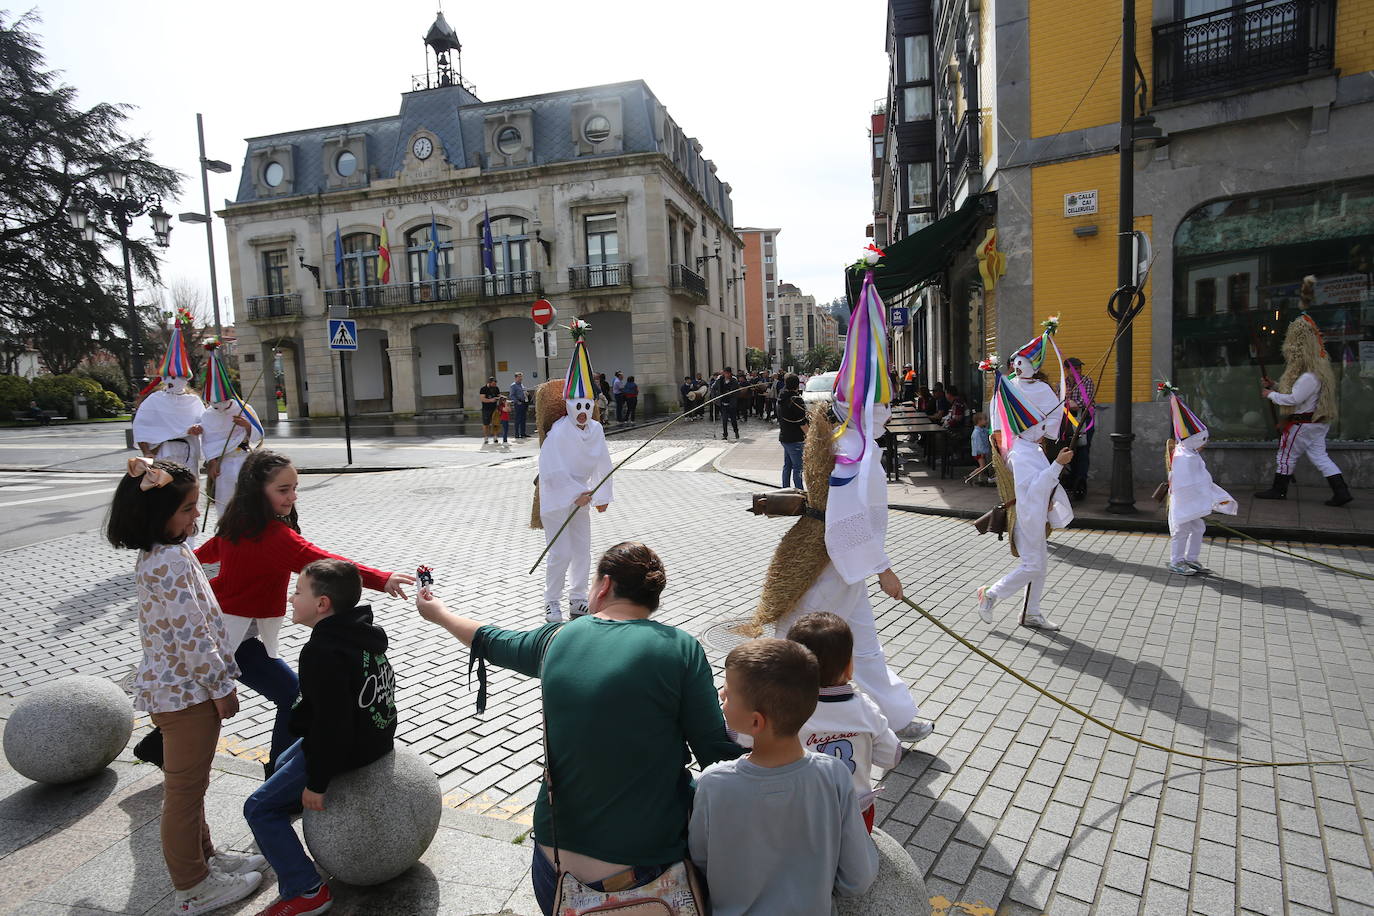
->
<box><xmin>378</xmin><ymin>215</ymin><xmax>391</xmax><ymax>284</ymax></box>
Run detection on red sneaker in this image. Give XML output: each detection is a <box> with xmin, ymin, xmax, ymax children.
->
<box><xmin>256</xmin><ymin>884</ymin><xmax>333</xmax><ymax>916</ymax></box>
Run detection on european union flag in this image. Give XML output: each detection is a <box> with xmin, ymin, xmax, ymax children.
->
<box><xmin>426</xmin><ymin>213</ymin><xmax>440</xmax><ymax>279</ymax></box>
<box><xmin>481</xmin><ymin>204</ymin><xmax>495</xmax><ymax>276</ymax></box>
<box><xmin>333</xmin><ymin>222</ymin><xmax>344</xmax><ymax>287</ymax></box>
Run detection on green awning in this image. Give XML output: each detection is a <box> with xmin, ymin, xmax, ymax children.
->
<box><xmin>847</xmin><ymin>193</ymin><xmax>995</xmax><ymax>305</ymax></box>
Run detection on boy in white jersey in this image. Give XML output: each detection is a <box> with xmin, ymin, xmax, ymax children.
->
<box><xmin>788</xmin><ymin>612</ymin><xmax>901</xmax><ymax>832</ymax></box>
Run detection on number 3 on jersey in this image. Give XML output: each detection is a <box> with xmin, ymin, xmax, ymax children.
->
<box><xmin>815</xmin><ymin>738</ymin><xmax>856</xmax><ymax>774</ymax></box>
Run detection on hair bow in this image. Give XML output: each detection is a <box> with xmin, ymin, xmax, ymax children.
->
<box><xmin>127</xmin><ymin>456</ymin><xmax>173</xmax><ymax>491</ymax></box>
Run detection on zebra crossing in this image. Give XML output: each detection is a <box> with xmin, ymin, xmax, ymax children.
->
<box><xmin>502</xmin><ymin>442</ymin><xmax>730</xmax><ymax>473</ymax></box>
<box><xmin>0</xmin><ymin>471</ymin><xmax>125</xmax><ymax>507</ymax></box>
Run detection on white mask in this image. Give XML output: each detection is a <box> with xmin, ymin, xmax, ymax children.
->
<box><xmin>1012</xmin><ymin>356</ymin><xmax>1036</xmax><ymax>380</ymax></box>
<box><xmin>167</xmin><ymin>377</ymin><xmax>189</xmax><ymax>394</ymax></box>
<box><xmin>566</xmin><ymin>398</ymin><xmax>593</xmax><ymax>428</ymax></box>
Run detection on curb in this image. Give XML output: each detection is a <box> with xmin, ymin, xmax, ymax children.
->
<box><xmin>711</xmin><ymin>462</ymin><xmax>1374</xmax><ymax>547</ymax></box>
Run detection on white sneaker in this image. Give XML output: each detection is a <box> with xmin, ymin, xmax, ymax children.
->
<box><xmin>569</xmin><ymin>601</ymin><xmax>589</xmax><ymax>618</ymax></box>
<box><xmin>208</xmin><ymin>849</ymin><xmax>266</xmax><ymax>877</ymax></box>
<box><xmin>1166</xmin><ymin>561</ymin><xmax>1196</xmax><ymax>576</ymax></box>
<box><xmin>895</xmin><ymin>719</ymin><xmax>935</xmax><ymax>743</ymax></box>
<box><xmin>172</xmin><ymin>869</ymin><xmax>262</xmax><ymax>915</ymax></box>
<box><xmin>1022</xmin><ymin>612</ymin><xmax>1060</xmax><ymax>632</ymax></box>
<box><xmin>976</xmin><ymin>586</ymin><xmax>996</xmax><ymax>624</ymax></box>
<box><xmin>544</xmin><ymin>603</ymin><xmax>564</xmax><ymax>623</ymax></box>
<box><xmin>1183</xmin><ymin>560</ymin><xmax>1208</xmax><ymax>573</ymax></box>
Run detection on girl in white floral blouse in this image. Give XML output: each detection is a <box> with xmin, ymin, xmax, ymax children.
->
<box><xmin>107</xmin><ymin>457</ymin><xmax>264</xmax><ymax>916</ymax></box>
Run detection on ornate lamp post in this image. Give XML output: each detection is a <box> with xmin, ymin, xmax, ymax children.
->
<box><xmin>67</xmin><ymin>169</ymin><xmax>172</xmax><ymax>388</ymax></box>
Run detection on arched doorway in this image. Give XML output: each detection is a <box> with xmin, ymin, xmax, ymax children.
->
<box><xmin>416</xmin><ymin>323</ymin><xmax>463</xmax><ymax>410</ymax></box>
<box><xmin>353</xmin><ymin>328</ymin><xmax>392</xmax><ymax>414</ymax></box>
<box><xmin>487</xmin><ymin>317</ymin><xmax>536</xmax><ymax>388</ymax></box>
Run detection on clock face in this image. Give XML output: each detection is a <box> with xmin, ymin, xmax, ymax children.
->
<box><xmin>413</xmin><ymin>137</ymin><xmax>433</xmax><ymax>160</ymax></box>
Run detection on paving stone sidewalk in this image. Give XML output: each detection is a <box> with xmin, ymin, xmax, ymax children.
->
<box><xmin>1</xmin><ymin>461</ymin><xmax>1372</xmax><ymax>914</ymax></box>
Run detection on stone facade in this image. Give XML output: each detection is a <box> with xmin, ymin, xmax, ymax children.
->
<box><xmin>222</xmin><ymin>77</ymin><xmax>744</xmax><ymax>421</ymax></box>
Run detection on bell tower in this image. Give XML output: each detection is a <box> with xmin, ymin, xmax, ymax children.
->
<box><xmin>417</xmin><ymin>10</ymin><xmax>475</xmax><ymax>94</ymax></box>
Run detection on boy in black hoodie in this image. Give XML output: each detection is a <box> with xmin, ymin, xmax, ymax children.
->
<box><xmin>243</xmin><ymin>559</ymin><xmax>397</xmax><ymax>916</ymax></box>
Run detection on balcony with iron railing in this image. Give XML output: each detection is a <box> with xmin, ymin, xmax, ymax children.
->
<box><xmin>948</xmin><ymin>109</ymin><xmax>982</xmax><ymax>178</ymax></box>
<box><xmin>669</xmin><ymin>263</ymin><xmax>707</xmax><ymax>302</ymax></box>
<box><xmin>244</xmin><ymin>293</ymin><xmax>302</xmax><ymax>321</ymax></box>
<box><xmin>322</xmin><ymin>271</ymin><xmax>542</xmax><ymax>310</ymax></box>
<box><xmin>1153</xmin><ymin>0</ymin><xmax>1335</xmax><ymax>104</ymax></box>
<box><xmin>568</xmin><ymin>262</ymin><xmax>633</xmax><ymax>291</ymax></box>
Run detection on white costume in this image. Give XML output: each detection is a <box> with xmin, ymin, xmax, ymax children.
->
<box><xmin>982</xmin><ymin>349</ymin><xmax>1074</xmax><ymax>625</ymax></box>
<box><xmin>1267</xmin><ymin>372</ymin><xmax>1339</xmax><ymax>477</ymax></box>
<box><xmin>1168</xmin><ymin>430</ymin><xmax>1236</xmax><ymax>565</ymax></box>
<box><xmin>539</xmin><ymin>416</ymin><xmax>612</xmax><ymax>612</ymax></box>
<box><xmin>200</xmin><ymin>401</ymin><xmax>263</xmax><ymax>508</ymax></box>
<box><xmin>133</xmin><ymin>377</ymin><xmax>203</xmax><ymax>469</ymax></box>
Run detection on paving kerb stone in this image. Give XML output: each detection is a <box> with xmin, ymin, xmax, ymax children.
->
<box><xmin>0</xmin><ymin>440</ymin><xmax>1371</xmax><ymax>914</ymax></box>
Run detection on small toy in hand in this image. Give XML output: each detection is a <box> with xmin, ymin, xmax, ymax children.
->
<box><xmin>417</xmin><ymin>565</ymin><xmax>435</xmax><ymax>598</ymax></box>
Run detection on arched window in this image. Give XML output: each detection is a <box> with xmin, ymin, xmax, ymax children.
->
<box><xmin>340</xmin><ymin>232</ymin><xmax>380</xmax><ymax>308</ymax></box>
<box><xmin>485</xmin><ymin>215</ymin><xmax>534</xmax><ymax>295</ymax></box>
<box><xmin>405</xmin><ymin>224</ymin><xmax>453</xmax><ymax>282</ymax></box>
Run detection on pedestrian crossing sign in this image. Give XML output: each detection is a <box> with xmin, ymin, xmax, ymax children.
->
<box><xmin>328</xmin><ymin>319</ymin><xmax>358</xmax><ymax>351</ymax></box>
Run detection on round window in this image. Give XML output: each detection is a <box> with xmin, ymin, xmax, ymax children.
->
<box><xmin>583</xmin><ymin>115</ymin><xmax>611</xmax><ymax>144</ymax></box>
<box><xmin>263</xmin><ymin>161</ymin><xmax>285</xmax><ymax>188</ymax></box>
<box><xmin>335</xmin><ymin>150</ymin><xmax>357</xmax><ymax>178</ymax></box>
<box><xmin>495</xmin><ymin>126</ymin><xmax>522</xmax><ymax>156</ymax></box>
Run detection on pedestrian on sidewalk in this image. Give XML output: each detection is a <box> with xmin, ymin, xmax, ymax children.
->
<box><xmin>612</xmin><ymin>371</ymin><xmax>626</xmax><ymax>424</ymax></box>
<box><xmin>1160</xmin><ymin>384</ymin><xmax>1236</xmax><ymax>576</ymax></box>
<box><xmin>623</xmin><ymin>375</ymin><xmax>639</xmax><ymax>422</ymax></box>
<box><xmin>510</xmin><ymin>372</ymin><xmax>529</xmax><ymax>439</ymax></box>
<box><xmin>414</xmin><ymin>541</ymin><xmax>744</xmax><ymax>916</ymax></box>
<box><xmin>714</xmin><ymin>367</ymin><xmax>741</xmax><ymax>440</ymax></box>
<box><xmin>777</xmin><ymin>373</ymin><xmax>807</xmax><ymax>489</ymax></box>
<box><xmin>1062</xmin><ymin>357</ymin><xmax>1096</xmax><ymax>501</ymax></box>
<box><xmin>107</xmin><ymin>457</ymin><xmax>264</xmax><ymax>915</ymax></box>
<box><xmin>480</xmin><ymin>377</ymin><xmax>501</xmax><ymax>445</ymax></box>
<box><xmin>244</xmin><ymin>559</ymin><xmax>397</xmax><ymax>916</ymax></box>
<box><xmin>498</xmin><ymin>396</ymin><xmax>512</xmax><ymax>443</ymax></box>
<box><xmin>194</xmin><ymin>450</ymin><xmax>413</xmax><ymax>774</ymax></box>
<box><xmin>970</xmin><ymin>411</ymin><xmax>992</xmax><ymax>485</ymax></box>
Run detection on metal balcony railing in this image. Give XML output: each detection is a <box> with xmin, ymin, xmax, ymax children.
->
<box><xmin>323</xmin><ymin>271</ymin><xmax>542</xmax><ymax>310</ymax></box>
<box><xmin>948</xmin><ymin>110</ymin><xmax>982</xmax><ymax>176</ymax></box>
<box><xmin>245</xmin><ymin>293</ymin><xmax>302</xmax><ymax>321</ymax></box>
<box><xmin>569</xmin><ymin>262</ymin><xmax>633</xmax><ymax>290</ymax></box>
<box><xmin>670</xmin><ymin>263</ymin><xmax>707</xmax><ymax>300</ymax></box>
<box><xmin>1153</xmin><ymin>0</ymin><xmax>1335</xmax><ymax>103</ymax></box>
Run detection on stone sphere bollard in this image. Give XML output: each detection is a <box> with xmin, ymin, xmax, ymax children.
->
<box><xmin>3</xmin><ymin>676</ymin><xmax>133</xmax><ymax>784</ymax></box>
<box><xmin>303</xmin><ymin>746</ymin><xmax>442</xmax><ymax>886</ymax></box>
<box><xmin>836</xmin><ymin>827</ymin><xmax>932</xmax><ymax>916</ymax></box>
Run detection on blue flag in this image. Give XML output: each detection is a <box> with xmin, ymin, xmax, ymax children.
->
<box><xmin>481</xmin><ymin>204</ymin><xmax>495</xmax><ymax>276</ymax></box>
<box><xmin>333</xmin><ymin>222</ymin><xmax>344</xmax><ymax>287</ymax></box>
<box><xmin>426</xmin><ymin>212</ymin><xmax>440</xmax><ymax>279</ymax></box>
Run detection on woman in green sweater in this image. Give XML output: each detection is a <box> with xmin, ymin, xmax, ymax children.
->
<box><xmin>415</xmin><ymin>541</ymin><xmax>742</xmax><ymax>915</ymax></box>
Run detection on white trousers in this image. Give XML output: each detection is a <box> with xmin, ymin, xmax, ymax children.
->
<box><xmin>215</xmin><ymin>453</ymin><xmax>246</xmax><ymax>510</ymax></box>
<box><xmin>986</xmin><ymin>518</ymin><xmax>1048</xmax><ymax>614</ymax></box>
<box><xmin>773</xmin><ymin>567</ymin><xmax>919</xmax><ymax>728</ymax></box>
<box><xmin>541</xmin><ymin>507</ymin><xmax>591</xmax><ymax>608</ymax></box>
<box><xmin>1169</xmin><ymin>517</ymin><xmax>1204</xmax><ymax>565</ymax></box>
<box><xmin>153</xmin><ymin>439</ymin><xmax>193</xmax><ymax>466</ymax></box>
<box><xmin>1275</xmin><ymin>422</ymin><xmax>1340</xmax><ymax>477</ymax></box>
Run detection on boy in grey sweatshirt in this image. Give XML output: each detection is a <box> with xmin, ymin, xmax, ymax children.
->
<box><xmin>689</xmin><ymin>638</ymin><xmax>878</xmax><ymax>915</ymax></box>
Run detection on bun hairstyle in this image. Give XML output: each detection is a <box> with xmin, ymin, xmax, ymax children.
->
<box><xmin>596</xmin><ymin>541</ymin><xmax>668</xmax><ymax>611</ymax></box>
<box><xmin>216</xmin><ymin>449</ymin><xmax>299</xmax><ymax>542</ymax></box>
<box><xmin>106</xmin><ymin>460</ymin><xmax>198</xmax><ymax>551</ymax></box>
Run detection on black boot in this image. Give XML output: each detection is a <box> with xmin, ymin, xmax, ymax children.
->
<box><xmin>1325</xmin><ymin>474</ymin><xmax>1353</xmax><ymax>507</ymax></box>
<box><xmin>1254</xmin><ymin>473</ymin><xmax>1290</xmax><ymax>500</ymax></box>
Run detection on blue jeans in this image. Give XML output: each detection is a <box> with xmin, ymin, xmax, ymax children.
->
<box><xmin>530</xmin><ymin>846</ymin><xmax>671</xmax><ymax>916</ymax></box>
<box><xmin>234</xmin><ymin>637</ymin><xmax>299</xmax><ymax>770</ymax></box>
<box><xmin>514</xmin><ymin>403</ymin><xmax>528</xmax><ymax>438</ymax></box>
<box><xmin>243</xmin><ymin>739</ymin><xmax>321</xmax><ymax>900</ymax></box>
<box><xmin>781</xmin><ymin>441</ymin><xmax>804</xmax><ymax>489</ymax></box>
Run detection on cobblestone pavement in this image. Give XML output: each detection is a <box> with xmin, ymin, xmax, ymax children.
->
<box><xmin>2</xmin><ymin>433</ymin><xmax>1372</xmax><ymax>915</ymax></box>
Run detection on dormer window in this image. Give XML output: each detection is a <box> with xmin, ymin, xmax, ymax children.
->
<box><xmin>264</xmin><ymin>162</ymin><xmax>285</xmax><ymax>188</ymax></box>
<box><xmin>495</xmin><ymin>126</ymin><xmax>522</xmax><ymax>155</ymax></box>
<box><xmin>584</xmin><ymin>115</ymin><xmax>611</xmax><ymax>144</ymax></box>
<box><xmin>335</xmin><ymin>151</ymin><xmax>357</xmax><ymax>178</ymax></box>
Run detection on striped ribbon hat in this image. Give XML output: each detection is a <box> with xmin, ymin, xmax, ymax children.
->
<box><xmin>988</xmin><ymin>370</ymin><xmax>1045</xmax><ymax>455</ymax></box>
<box><xmin>158</xmin><ymin>308</ymin><xmax>194</xmax><ymax>379</ymax></box>
<box><xmin>830</xmin><ymin>269</ymin><xmax>893</xmax><ymax>484</ymax></box>
<box><xmin>201</xmin><ymin>339</ymin><xmax>264</xmax><ymax>436</ymax></box>
<box><xmin>562</xmin><ymin>318</ymin><xmax>595</xmax><ymax>401</ymax></box>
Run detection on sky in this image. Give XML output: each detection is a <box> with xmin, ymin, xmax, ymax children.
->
<box><xmin>34</xmin><ymin>0</ymin><xmax>888</xmax><ymax>321</ymax></box>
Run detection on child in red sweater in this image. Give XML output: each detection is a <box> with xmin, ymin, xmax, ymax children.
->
<box><xmin>193</xmin><ymin>450</ymin><xmax>414</xmax><ymax>773</ymax></box>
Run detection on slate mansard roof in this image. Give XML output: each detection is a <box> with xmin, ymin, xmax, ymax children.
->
<box><xmin>234</xmin><ymin>79</ymin><xmax>734</xmax><ymax>224</ymax></box>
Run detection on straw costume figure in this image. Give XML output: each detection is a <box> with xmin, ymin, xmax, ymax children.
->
<box><xmin>532</xmin><ymin>318</ymin><xmax>613</xmax><ymax>623</ymax></box>
<box><xmin>1159</xmin><ymin>383</ymin><xmax>1236</xmax><ymax>576</ymax></box>
<box><xmin>1255</xmin><ymin>312</ymin><xmax>1351</xmax><ymax>506</ymax></box>
<box><xmin>133</xmin><ymin>308</ymin><xmax>204</xmax><ymax>469</ymax></box>
<box><xmin>749</xmin><ymin>263</ymin><xmax>933</xmax><ymax>743</ymax></box>
<box><xmin>198</xmin><ymin>339</ymin><xmax>264</xmax><ymax>509</ymax></box>
<box><xmin>974</xmin><ymin>318</ymin><xmax>1075</xmax><ymax>632</ymax></box>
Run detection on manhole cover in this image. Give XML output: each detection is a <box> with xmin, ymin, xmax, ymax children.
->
<box><xmin>411</xmin><ymin>486</ymin><xmax>456</xmax><ymax>495</ymax></box>
<box><xmin>700</xmin><ymin>618</ymin><xmax>759</xmax><ymax>653</ymax></box>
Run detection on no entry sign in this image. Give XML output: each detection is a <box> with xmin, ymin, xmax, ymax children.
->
<box><xmin>531</xmin><ymin>299</ymin><xmax>556</xmax><ymax>327</ymax></box>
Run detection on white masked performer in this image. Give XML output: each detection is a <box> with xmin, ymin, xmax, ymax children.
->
<box><xmin>1255</xmin><ymin>313</ymin><xmax>1351</xmax><ymax>507</ymax></box>
<box><xmin>1159</xmin><ymin>382</ymin><xmax>1236</xmax><ymax>576</ymax></box>
<box><xmin>533</xmin><ymin>318</ymin><xmax>613</xmax><ymax>622</ymax></box>
<box><xmin>750</xmin><ymin>263</ymin><xmax>933</xmax><ymax>743</ymax></box>
<box><xmin>133</xmin><ymin>309</ymin><xmax>204</xmax><ymax>470</ymax></box>
<box><xmin>975</xmin><ymin>318</ymin><xmax>1075</xmax><ymax>632</ymax></box>
<box><xmin>198</xmin><ymin>339</ymin><xmax>263</xmax><ymax>510</ymax></box>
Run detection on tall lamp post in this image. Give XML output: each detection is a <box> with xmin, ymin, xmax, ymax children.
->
<box><xmin>1106</xmin><ymin>0</ymin><xmax>1169</xmax><ymax>514</ymax></box>
<box><xmin>67</xmin><ymin>169</ymin><xmax>172</xmax><ymax>389</ymax></box>
<box><xmin>177</xmin><ymin>113</ymin><xmax>232</xmax><ymax>339</ymax></box>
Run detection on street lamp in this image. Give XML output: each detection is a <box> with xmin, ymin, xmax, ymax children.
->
<box><xmin>295</xmin><ymin>245</ymin><xmax>322</xmax><ymax>288</ymax></box>
<box><xmin>175</xmin><ymin>113</ymin><xmax>232</xmax><ymax>339</ymax></box>
<box><xmin>68</xmin><ymin>168</ymin><xmax>172</xmax><ymax>389</ymax></box>
<box><xmin>1106</xmin><ymin>0</ymin><xmax>1170</xmax><ymax>515</ymax></box>
<box><xmin>725</xmin><ymin>262</ymin><xmax>748</xmax><ymax>288</ymax></box>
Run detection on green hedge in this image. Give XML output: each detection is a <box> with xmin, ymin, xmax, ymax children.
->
<box><xmin>76</xmin><ymin>363</ymin><xmax>131</xmax><ymax>400</ymax></box>
<box><xmin>31</xmin><ymin>374</ymin><xmax>104</xmax><ymax>414</ymax></box>
<box><xmin>0</xmin><ymin>374</ymin><xmax>32</xmax><ymax>412</ymax></box>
